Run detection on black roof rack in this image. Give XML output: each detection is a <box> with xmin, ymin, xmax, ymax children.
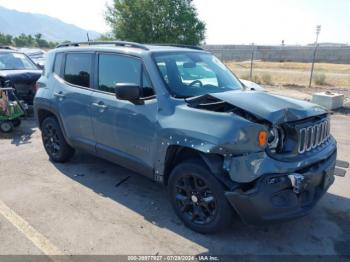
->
<box><xmin>151</xmin><ymin>44</ymin><xmax>204</xmax><ymax>50</ymax></box>
<box><xmin>56</xmin><ymin>41</ymin><xmax>149</xmax><ymax>50</ymax></box>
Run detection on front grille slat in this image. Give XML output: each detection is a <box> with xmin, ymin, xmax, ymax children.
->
<box><xmin>297</xmin><ymin>118</ymin><xmax>330</xmax><ymax>154</ymax></box>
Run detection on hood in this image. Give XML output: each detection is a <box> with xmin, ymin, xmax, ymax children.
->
<box><xmin>0</xmin><ymin>69</ymin><xmax>42</xmax><ymax>83</ymax></box>
<box><xmin>208</xmin><ymin>90</ymin><xmax>327</xmax><ymax>124</ymax></box>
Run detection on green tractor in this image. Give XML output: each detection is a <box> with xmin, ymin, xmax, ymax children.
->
<box><xmin>0</xmin><ymin>82</ymin><xmax>26</xmax><ymax>133</ymax></box>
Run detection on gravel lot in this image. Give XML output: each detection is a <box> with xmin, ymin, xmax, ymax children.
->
<box><xmin>0</xmin><ymin>107</ymin><xmax>349</xmax><ymax>256</ymax></box>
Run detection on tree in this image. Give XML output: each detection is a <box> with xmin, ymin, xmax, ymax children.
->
<box><xmin>0</xmin><ymin>33</ymin><xmax>57</xmax><ymax>48</ymax></box>
<box><xmin>105</xmin><ymin>0</ymin><xmax>206</xmax><ymax>45</ymax></box>
<box><xmin>13</xmin><ymin>33</ymin><xmax>28</xmax><ymax>47</ymax></box>
<box><xmin>0</xmin><ymin>33</ymin><xmax>13</xmax><ymax>46</ymax></box>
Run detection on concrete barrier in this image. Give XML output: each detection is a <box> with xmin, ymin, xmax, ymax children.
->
<box><xmin>204</xmin><ymin>45</ymin><xmax>350</xmax><ymax>64</ymax></box>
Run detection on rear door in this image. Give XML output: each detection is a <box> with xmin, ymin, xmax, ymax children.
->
<box><xmin>53</xmin><ymin>52</ymin><xmax>95</xmax><ymax>152</ymax></box>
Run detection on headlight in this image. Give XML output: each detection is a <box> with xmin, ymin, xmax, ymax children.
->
<box><xmin>268</xmin><ymin>127</ymin><xmax>283</xmax><ymax>150</ymax></box>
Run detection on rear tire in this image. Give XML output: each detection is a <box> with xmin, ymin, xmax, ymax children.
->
<box><xmin>0</xmin><ymin>121</ymin><xmax>14</xmax><ymax>133</ymax></box>
<box><xmin>168</xmin><ymin>159</ymin><xmax>234</xmax><ymax>234</ymax></box>
<box><xmin>41</xmin><ymin>117</ymin><xmax>75</xmax><ymax>163</ymax></box>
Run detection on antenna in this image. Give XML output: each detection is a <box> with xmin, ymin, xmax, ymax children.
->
<box><xmin>86</xmin><ymin>32</ymin><xmax>91</xmax><ymax>42</ymax></box>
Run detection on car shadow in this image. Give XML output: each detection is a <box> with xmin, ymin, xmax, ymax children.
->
<box><xmin>52</xmin><ymin>152</ymin><xmax>350</xmax><ymax>255</ymax></box>
<box><xmin>0</xmin><ymin>117</ymin><xmax>36</xmax><ymax>146</ymax></box>
<box><xmin>333</xmin><ymin>106</ymin><xmax>350</xmax><ymax>115</ymax></box>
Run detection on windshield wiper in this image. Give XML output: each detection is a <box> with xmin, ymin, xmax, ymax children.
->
<box><xmin>1</xmin><ymin>68</ymin><xmax>25</xmax><ymax>71</ymax></box>
<box><xmin>184</xmin><ymin>94</ymin><xmax>210</xmax><ymax>103</ymax></box>
<box><xmin>173</xmin><ymin>94</ymin><xmax>193</xmax><ymax>99</ymax></box>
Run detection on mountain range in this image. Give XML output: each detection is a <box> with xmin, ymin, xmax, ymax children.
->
<box><xmin>0</xmin><ymin>6</ymin><xmax>101</xmax><ymax>42</ymax></box>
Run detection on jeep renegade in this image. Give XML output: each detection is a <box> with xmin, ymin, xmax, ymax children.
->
<box><xmin>34</xmin><ymin>41</ymin><xmax>337</xmax><ymax>233</ymax></box>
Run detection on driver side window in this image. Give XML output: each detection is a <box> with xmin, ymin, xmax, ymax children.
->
<box><xmin>98</xmin><ymin>54</ymin><xmax>155</xmax><ymax>98</ymax></box>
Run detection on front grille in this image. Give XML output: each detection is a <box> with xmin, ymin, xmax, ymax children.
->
<box><xmin>298</xmin><ymin>118</ymin><xmax>330</xmax><ymax>154</ymax></box>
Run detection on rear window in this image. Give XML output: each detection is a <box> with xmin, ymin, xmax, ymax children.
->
<box><xmin>64</xmin><ymin>53</ymin><xmax>92</xmax><ymax>88</ymax></box>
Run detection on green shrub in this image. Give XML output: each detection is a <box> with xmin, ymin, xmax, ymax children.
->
<box><xmin>314</xmin><ymin>73</ymin><xmax>327</xmax><ymax>86</ymax></box>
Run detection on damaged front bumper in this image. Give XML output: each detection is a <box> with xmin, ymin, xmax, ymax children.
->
<box><xmin>225</xmin><ymin>143</ymin><xmax>337</xmax><ymax>226</ymax></box>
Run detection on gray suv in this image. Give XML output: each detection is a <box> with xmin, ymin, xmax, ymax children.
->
<box><xmin>34</xmin><ymin>41</ymin><xmax>337</xmax><ymax>233</ymax></box>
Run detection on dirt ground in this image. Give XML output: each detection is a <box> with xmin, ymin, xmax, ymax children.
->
<box><xmin>227</xmin><ymin>61</ymin><xmax>350</xmax><ymax>90</ymax></box>
<box><xmin>0</xmin><ymin>88</ymin><xmax>349</xmax><ymax>257</ymax></box>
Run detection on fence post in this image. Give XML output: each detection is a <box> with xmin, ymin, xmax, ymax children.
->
<box><xmin>309</xmin><ymin>44</ymin><xmax>319</xmax><ymax>88</ymax></box>
<box><xmin>249</xmin><ymin>43</ymin><xmax>255</xmax><ymax>81</ymax></box>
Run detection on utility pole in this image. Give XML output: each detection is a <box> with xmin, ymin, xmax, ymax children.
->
<box><xmin>249</xmin><ymin>43</ymin><xmax>255</xmax><ymax>81</ymax></box>
<box><xmin>309</xmin><ymin>25</ymin><xmax>321</xmax><ymax>88</ymax></box>
<box><xmin>280</xmin><ymin>40</ymin><xmax>285</xmax><ymax>62</ymax></box>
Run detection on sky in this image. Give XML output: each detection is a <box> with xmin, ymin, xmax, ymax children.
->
<box><xmin>0</xmin><ymin>0</ymin><xmax>349</xmax><ymax>45</ymax></box>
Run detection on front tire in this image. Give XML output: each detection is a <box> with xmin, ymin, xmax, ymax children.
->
<box><xmin>41</xmin><ymin>117</ymin><xmax>75</xmax><ymax>163</ymax></box>
<box><xmin>168</xmin><ymin>160</ymin><xmax>234</xmax><ymax>234</ymax></box>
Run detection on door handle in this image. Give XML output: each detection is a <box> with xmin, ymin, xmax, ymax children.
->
<box><xmin>92</xmin><ymin>102</ymin><xmax>108</xmax><ymax>110</ymax></box>
<box><xmin>54</xmin><ymin>92</ymin><xmax>65</xmax><ymax>99</ymax></box>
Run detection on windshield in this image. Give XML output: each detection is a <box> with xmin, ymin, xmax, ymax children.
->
<box><xmin>0</xmin><ymin>52</ymin><xmax>38</xmax><ymax>70</ymax></box>
<box><xmin>153</xmin><ymin>52</ymin><xmax>242</xmax><ymax>98</ymax></box>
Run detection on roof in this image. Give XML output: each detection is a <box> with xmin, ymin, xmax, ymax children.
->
<box><xmin>19</xmin><ymin>48</ymin><xmax>46</xmax><ymax>56</ymax></box>
<box><xmin>0</xmin><ymin>49</ymin><xmax>20</xmax><ymax>54</ymax></box>
<box><xmin>54</xmin><ymin>41</ymin><xmax>207</xmax><ymax>55</ymax></box>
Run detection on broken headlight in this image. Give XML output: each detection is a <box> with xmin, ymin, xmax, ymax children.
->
<box><xmin>268</xmin><ymin>126</ymin><xmax>284</xmax><ymax>151</ymax></box>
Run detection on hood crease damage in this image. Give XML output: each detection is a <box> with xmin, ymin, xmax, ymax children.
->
<box><xmin>186</xmin><ymin>91</ymin><xmax>328</xmax><ymax>125</ymax></box>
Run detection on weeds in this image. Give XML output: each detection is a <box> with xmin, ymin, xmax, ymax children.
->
<box><xmin>261</xmin><ymin>73</ymin><xmax>273</xmax><ymax>85</ymax></box>
<box><xmin>314</xmin><ymin>73</ymin><xmax>327</xmax><ymax>85</ymax></box>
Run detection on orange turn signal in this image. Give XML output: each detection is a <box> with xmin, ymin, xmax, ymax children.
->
<box><xmin>258</xmin><ymin>131</ymin><xmax>268</xmax><ymax>147</ymax></box>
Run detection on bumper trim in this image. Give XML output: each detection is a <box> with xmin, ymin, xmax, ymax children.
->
<box><xmin>225</xmin><ymin>150</ymin><xmax>337</xmax><ymax>226</ymax></box>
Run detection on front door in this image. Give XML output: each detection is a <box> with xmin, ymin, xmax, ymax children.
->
<box><xmin>91</xmin><ymin>53</ymin><xmax>158</xmax><ymax>177</ymax></box>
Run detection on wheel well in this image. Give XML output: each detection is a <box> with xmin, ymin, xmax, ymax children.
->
<box><xmin>37</xmin><ymin>109</ymin><xmax>57</xmax><ymax>128</ymax></box>
<box><xmin>163</xmin><ymin>146</ymin><xmax>201</xmax><ymax>185</ymax></box>
<box><xmin>163</xmin><ymin>145</ymin><xmax>226</xmax><ymax>186</ymax></box>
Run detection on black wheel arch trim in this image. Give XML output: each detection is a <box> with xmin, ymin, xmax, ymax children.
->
<box><xmin>199</xmin><ymin>153</ymin><xmax>239</xmax><ymax>191</ymax></box>
<box><xmin>160</xmin><ymin>144</ymin><xmax>237</xmax><ymax>190</ymax></box>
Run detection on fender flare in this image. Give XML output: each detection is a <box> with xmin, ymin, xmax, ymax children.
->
<box><xmin>35</xmin><ymin>104</ymin><xmax>71</xmax><ymax>145</ymax></box>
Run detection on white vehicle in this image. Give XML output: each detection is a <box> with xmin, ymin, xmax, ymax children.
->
<box><xmin>240</xmin><ymin>79</ymin><xmax>265</xmax><ymax>92</ymax></box>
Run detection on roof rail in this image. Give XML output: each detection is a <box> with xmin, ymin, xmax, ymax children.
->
<box><xmin>56</xmin><ymin>41</ymin><xmax>149</xmax><ymax>50</ymax></box>
<box><xmin>151</xmin><ymin>44</ymin><xmax>204</xmax><ymax>50</ymax></box>
<box><xmin>0</xmin><ymin>46</ymin><xmax>16</xmax><ymax>50</ymax></box>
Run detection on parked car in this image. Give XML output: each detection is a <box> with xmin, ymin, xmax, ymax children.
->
<box><xmin>0</xmin><ymin>47</ymin><xmax>42</xmax><ymax>105</ymax></box>
<box><xmin>34</xmin><ymin>41</ymin><xmax>337</xmax><ymax>233</ymax></box>
<box><xmin>19</xmin><ymin>48</ymin><xmax>47</xmax><ymax>69</ymax></box>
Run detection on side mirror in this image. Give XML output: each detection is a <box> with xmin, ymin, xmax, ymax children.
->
<box><xmin>115</xmin><ymin>83</ymin><xmax>141</xmax><ymax>103</ymax></box>
<box><xmin>36</xmin><ymin>63</ymin><xmax>44</xmax><ymax>70</ymax></box>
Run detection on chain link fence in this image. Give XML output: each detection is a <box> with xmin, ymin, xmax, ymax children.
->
<box><xmin>204</xmin><ymin>45</ymin><xmax>350</xmax><ymax>90</ymax></box>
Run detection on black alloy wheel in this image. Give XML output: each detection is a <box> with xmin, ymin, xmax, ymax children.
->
<box><xmin>42</xmin><ymin>121</ymin><xmax>61</xmax><ymax>159</ymax></box>
<box><xmin>174</xmin><ymin>173</ymin><xmax>218</xmax><ymax>225</ymax></box>
<box><xmin>41</xmin><ymin>117</ymin><xmax>75</xmax><ymax>163</ymax></box>
<box><xmin>168</xmin><ymin>160</ymin><xmax>234</xmax><ymax>234</ymax></box>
